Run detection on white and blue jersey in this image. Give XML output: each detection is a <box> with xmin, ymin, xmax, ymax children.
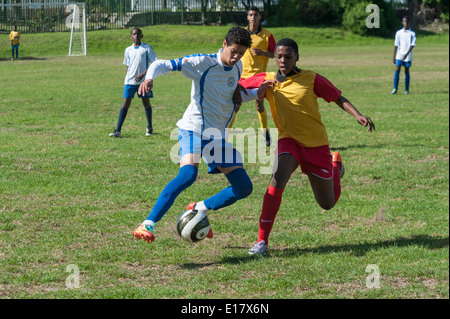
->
<box><xmin>394</xmin><ymin>28</ymin><xmax>416</xmax><ymax>62</ymax></box>
<box><xmin>145</xmin><ymin>48</ymin><xmax>257</xmax><ymax>136</ymax></box>
<box><xmin>123</xmin><ymin>43</ymin><xmax>157</xmax><ymax>85</ymax></box>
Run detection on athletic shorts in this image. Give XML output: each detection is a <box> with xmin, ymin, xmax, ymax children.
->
<box><xmin>123</xmin><ymin>84</ymin><xmax>153</xmax><ymax>99</ymax></box>
<box><xmin>178</xmin><ymin>128</ymin><xmax>243</xmax><ymax>174</ymax></box>
<box><xmin>395</xmin><ymin>59</ymin><xmax>412</xmax><ymax>68</ymax></box>
<box><xmin>277</xmin><ymin>137</ymin><xmax>333</xmax><ymax>180</ymax></box>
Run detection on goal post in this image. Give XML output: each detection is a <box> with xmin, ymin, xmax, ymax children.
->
<box><xmin>67</xmin><ymin>3</ymin><xmax>87</xmax><ymax>56</ymax></box>
<box><xmin>0</xmin><ymin>2</ymin><xmax>87</xmax><ymax>59</ymax></box>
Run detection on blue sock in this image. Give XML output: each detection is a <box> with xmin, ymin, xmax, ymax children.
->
<box><xmin>115</xmin><ymin>107</ymin><xmax>128</xmax><ymax>132</ymax></box>
<box><xmin>146</xmin><ymin>165</ymin><xmax>198</xmax><ymax>223</ymax></box>
<box><xmin>405</xmin><ymin>72</ymin><xmax>410</xmax><ymax>91</ymax></box>
<box><xmin>394</xmin><ymin>70</ymin><xmax>400</xmax><ymax>90</ymax></box>
<box><xmin>144</xmin><ymin>106</ymin><xmax>152</xmax><ymax>129</ymax></box>
<box><xmin>203</xmin><ymin>168</ymin><xmax>253</xmax><ymax>211</ymax></box>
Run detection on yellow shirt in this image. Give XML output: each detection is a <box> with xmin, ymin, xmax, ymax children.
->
<box><xmin>239</xmin><ymin>70</ymin><xmax>342</xmax><ymax>147</ymax></box>
<box><xmin>241</xmin><ymin>28</ymin><xmax>275</xmax><ymax>79</ymax></box>
<box><xmin>9</xmin><ymin>31</ymin><xmax>20</xmax><ymax>45</ymax></box>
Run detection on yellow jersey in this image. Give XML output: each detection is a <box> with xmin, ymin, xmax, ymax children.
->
<box><xmin>9</xmin><ymin>31</ymin><xmax>20</xmax><ymax>45</ymax></box>
<box><xmin>241</xmin><ymin>28</ymin><xmax>275</xmax><ymax>79</ymax></box>
<box><xmin>239</xmin><ymin>70</ymin><xmax>342</xmax><ymax>147</ymax></box>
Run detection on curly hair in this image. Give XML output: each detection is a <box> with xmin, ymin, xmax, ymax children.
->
<box><xmin>225</xmin><ymin>26</ymin><xmax>252</xmax><ymax>48</ymax></box>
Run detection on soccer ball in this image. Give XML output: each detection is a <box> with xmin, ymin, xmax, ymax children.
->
<box><xmin>176</xmin><ymin>209</ymin><xmax>210</xmax><ymax>242</ymax></box>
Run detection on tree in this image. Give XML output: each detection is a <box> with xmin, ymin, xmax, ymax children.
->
<box><xmin>239</xmin><ymin>0</ymin><xmax>255</xmax><ymax>10</ymax></box>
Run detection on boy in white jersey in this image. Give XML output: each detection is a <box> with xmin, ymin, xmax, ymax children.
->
<box><xmin>391</xmin><ymin>16</ymin><xmax>416</xmax><ymax>95</ymax></box>
<box><xmin>109</xmin><ymin>28</ymin><xmax>157</xmax><ymax>137</ymax></box>
<box><xmin>132</xmin><ymin>27</ymin><xmax>271</xmax><ymax>243</ymax></box>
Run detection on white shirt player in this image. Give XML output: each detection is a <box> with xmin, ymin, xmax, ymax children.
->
<box><xmin>394</xmin><ymin>28</ymin><xmax>416</xmax><ymax>62</ymax></box>
<box><xmin>145</xmin><ymin>48</ymin><xmax>257</xmax><ymax>136</ymax></box>
<box><xmin>123</xmin><ymin>43</ymin><xmax>157</xmax><ymax>85</ymax></box>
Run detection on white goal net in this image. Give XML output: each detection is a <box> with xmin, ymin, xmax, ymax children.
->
<box><xmin>0</xmin><ymin>1</ymin><xmax>87</xmax><ymax>60</ymax></box>
<box><xmin>67</xmin><ymin>3</ymin><xmax>86</xmax><ymax>56</ymax></box>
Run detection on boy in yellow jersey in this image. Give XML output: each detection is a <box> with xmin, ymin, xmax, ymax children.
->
<box><xmin>229</xmin><ymin>6</ymin><xmax>275</xmax><ymax>146</ymax></box>
<box><xmin>9</xmin><ymin>26</ymin><xmax>20</xmax><ymax>60</ymax></box>
<box><xmin>241</xmin><ymin>38</ymin><xmax>375</xmax><ymax>255</ymax></box>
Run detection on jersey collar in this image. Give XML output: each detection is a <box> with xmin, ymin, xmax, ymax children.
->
<box><xmin>247</xmin><ymin>26</ymin><xmax>262</xmax><ymax>35</ymax></box>
<box><xmin>276</xmin><ymin>67</ymin><xmax>301</xmax><ymax>83</ymax></box>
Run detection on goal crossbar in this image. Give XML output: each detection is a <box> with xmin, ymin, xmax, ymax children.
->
<box><xmin>0</xmin><ymin>2</ymin><xmax>85</xmax><ymax>8</ymax></box>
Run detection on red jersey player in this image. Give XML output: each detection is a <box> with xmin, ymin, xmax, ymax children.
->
<box><xmin>241</xmin><ymin>38</ymin><xmax>375</xmax><ymax>255</ymax></box>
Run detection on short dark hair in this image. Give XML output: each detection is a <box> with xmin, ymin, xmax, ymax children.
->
<box><xmin>131</xmin><ymin>27</ymin><xmax>142</xmax><ymax>34</ymax></box>
<box><xmin>248</xmin><ymin>6</ymin><xmax>260</xmax><ymax>14</ymax></box>
<box><xmin>276</xmin><ymin>38</ymin><xmax>299</xmax><ymax>55</ymax></box>
<box><xmin>402</xmin><ymin>16</ymin><xmax>410</xmax><ymax>21</ymax></box>
<box><xmin>225</xmin><ymin>26</ymin><xmax>252</xmax><ymax>48</ymax></box>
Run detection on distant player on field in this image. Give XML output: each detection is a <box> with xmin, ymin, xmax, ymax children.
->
<box><xmin>228</xmin><ymin>6</ymin><xmax>276</xmax><ymax>146</ymax></box>
<box><xmin>109</xmin><ymin>28</ymin><xmax>157</xmax><ymax>138</ymax></box>
<box><xmin>9</xmin><ymin>26</ymin><xmax>20</xmax><ymax>61</ymax></box>
<box><xmin>132</xmin><ymin>27</ymin><xmax>271</xmax><ymax>243</ymax></box>
<box><xmin>240</xmin><ymin>38</ymin><xmax>375</xmax><ymax>255</ymax></box>
<box><xmin>391</xmin><ymin>16</ymin><xmax>416</xmax><ymax>95</ymax></box>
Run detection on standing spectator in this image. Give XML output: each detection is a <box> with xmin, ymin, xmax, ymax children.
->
<box><xmin>109</xmin><ymin>28</ymin><xmax>157</xmax><ymax>138</ymax></box>
<box><xmin>9</xmin><ymin>26</ymin><xmax>20</xmax><ymax>60</ymax></box>
<box><xmin>391</xmin><ymin>16</ymin><xmax>416</xmax><ymax>95</ymax></box>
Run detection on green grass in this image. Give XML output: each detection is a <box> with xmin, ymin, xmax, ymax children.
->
<box><xmin>0</xmin><ymin>26</ymin><xmax>448</xmax><ymax>299</ymax></box>
<box><xmin>1</xmin><ymin>25</ymin><xmax>448</xmax><ymax>60</ymax></box>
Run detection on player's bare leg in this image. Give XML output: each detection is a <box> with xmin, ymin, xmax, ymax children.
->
<box><xmin>307</xmin><ymin>151</ymin><xmax>344</xmax><ymax>210</ymax></box>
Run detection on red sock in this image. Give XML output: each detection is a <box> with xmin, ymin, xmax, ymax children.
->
<box><xmin>332</xmin><ymin>162</ymin><xmax>341</xmax><ymax>205</ymax></box>
<box><xmin>258</xmin><ymin>185</ymin><xmax>284</xmax><ymax>245</ymax></box>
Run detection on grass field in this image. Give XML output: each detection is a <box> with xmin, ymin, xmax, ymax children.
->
<box><xmin>0</xmin><ymin>26</ymin><xmax>448</xmax><ymax>301</ymax></box>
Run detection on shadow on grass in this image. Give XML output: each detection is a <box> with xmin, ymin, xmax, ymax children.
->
<box><xmin>0</xmin><ymin>56</ymin><xmax>48</xmax><ymax>62</ymax></box>
<box><xmin>215</xmin><ymin>234</ymin><xmax>449</xmax><ymax>265</ymax></box>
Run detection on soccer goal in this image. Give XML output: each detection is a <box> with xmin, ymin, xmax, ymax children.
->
<box><xmin>0</xmin><ymin>2</ymin><xmax>87</xmax><ymax>59</ymax></box>
<box><xmin>67</xmin><ymin>3</ymin><xmax>87</xmax><ymax>56</ymax></box>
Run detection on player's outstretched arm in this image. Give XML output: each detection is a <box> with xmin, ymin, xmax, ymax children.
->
<box><xmin>335</xmin><ymin>96</ymin><xmax>375</xmax><ymax>132</ymax></box>
<box><xmin>236</xmin><ymin>79</ymin><xmax>275</xmax><ymax>106</ymax></box>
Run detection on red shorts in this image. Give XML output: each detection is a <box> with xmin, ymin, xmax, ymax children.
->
<box><xmin>277</xmin><ymin>138</ymin><xmax>333</xmax><ymax>179</ymax></box>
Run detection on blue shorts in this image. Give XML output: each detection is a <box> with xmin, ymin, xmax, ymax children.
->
<box><xmin>395</xmin><ymin>59</ymin><xmax>412</xmax><ymax>68</ymax></box>
<box><xmin>178</xmin><ymin>128</ymin><xmax>243</xmax><ymax>174</ymax></box>
<box><xmin>123</xmin><ymin>84</ymin><xmax>153</xmax><ymax>99</ymax></box>
<box><xmin>11</xmin><ymin>44</ymin><xmax>19</xmax><ymax>50</ymax></box>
